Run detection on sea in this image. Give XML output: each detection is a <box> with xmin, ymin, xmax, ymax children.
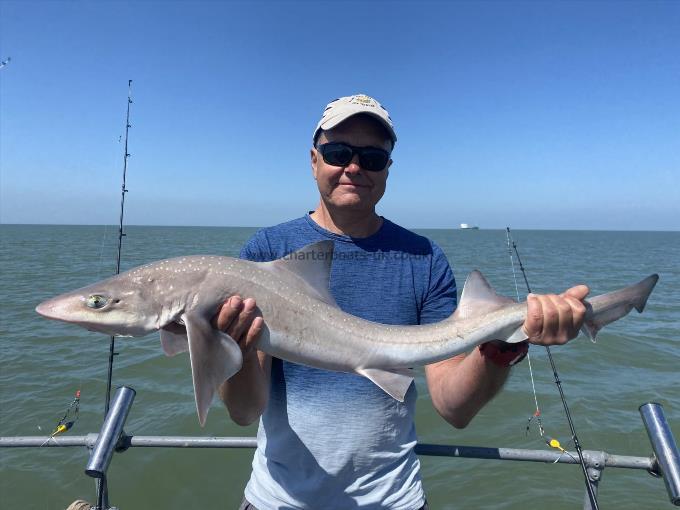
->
<box><xmin>0</xmin><ymin>225</ymin><xmax>678</xmax><ymax>510</ymax></box>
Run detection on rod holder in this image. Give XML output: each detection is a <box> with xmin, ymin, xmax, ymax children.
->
<box><xmin>85</xmin><ymin>386</ymin><xmax>136</xmax><ymax>478</ymax></box>
<box><xmin>640</xmin><ymin>402</ymin><xmax>680</xmax><ymax>506</ymax></box>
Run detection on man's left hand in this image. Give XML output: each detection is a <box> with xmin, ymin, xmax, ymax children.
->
<box><xmin>523</xmin><ymin>285</ymin><xmax>590</xmax><ymax>345</ymax></box>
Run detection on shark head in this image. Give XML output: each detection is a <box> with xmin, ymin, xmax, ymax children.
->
<box><xmin>36</xmin><ymin>272</ymin><xmax>162</xmax><ymax>337</ymax></box>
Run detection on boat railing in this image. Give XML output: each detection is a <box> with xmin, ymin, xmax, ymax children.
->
<box><xmin>1</xmin><ymin>386</ymin><xmax>678</xmax><ymax>510</ymax></box>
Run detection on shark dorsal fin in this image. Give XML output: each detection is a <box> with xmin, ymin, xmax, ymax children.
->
<box><xmin>268</xmin><ymin>240</ymin><xmax>338</xmax><ymax>306</ymax></box>
<box><xmin>453</xmin><ymin>270</ymin><xmax>516</xmax><ymax>320</ymax></box>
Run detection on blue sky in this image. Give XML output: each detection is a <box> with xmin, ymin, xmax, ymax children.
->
<box><xmin>1</xmin><ymin>0</ymin><xmax>678</xmax><ymax>230</ymax></box>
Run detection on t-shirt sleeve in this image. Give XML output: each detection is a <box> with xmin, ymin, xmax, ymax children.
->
<box><xmin>419</xmin><ymin>241</ymin><xmax>457</xmax><ymax>325</ymax></box>
<box><xmin>239</xmin><ymin>229</ymin><xmax>276</xmax><ymax>262</ymax></box>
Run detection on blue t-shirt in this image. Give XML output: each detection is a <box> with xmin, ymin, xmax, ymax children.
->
<box><xmin>241</xmin><ymin>215</ymin><xmax>456</xmax><ymax>510</ymax></box>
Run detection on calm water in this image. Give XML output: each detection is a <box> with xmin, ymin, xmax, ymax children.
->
<box><xmin>1</xmin><ymin>225</ymin><xmax>678</xmax><ymax>510</ymax></box>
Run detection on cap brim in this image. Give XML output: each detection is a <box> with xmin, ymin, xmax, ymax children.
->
<box><xmin>318</xmin><ymin>107</ymin><xmax>397</xmax><ymax>143</ymax></box>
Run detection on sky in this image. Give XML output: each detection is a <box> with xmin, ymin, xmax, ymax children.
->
<box><xmin>0</xmin><ymin>0</ymin><xmax>678</xmax><ymax>230</ymax></box>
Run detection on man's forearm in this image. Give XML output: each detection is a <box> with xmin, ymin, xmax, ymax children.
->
<box><xmin>425</xmin><ymin>348</ymin><xmax>511</xmax><ymax>429</ymax></box>
<box><xmin>219</xmin><ymin>351</ymin><xmax>271</xmax><ymax>426</ymax></box>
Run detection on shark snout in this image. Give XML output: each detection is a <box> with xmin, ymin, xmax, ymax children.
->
<box><xmin>36</xmin><ymin>294</ymin><xmax>83</xmax><ymax>322</ymax></box>
<box><xmin>36</xmin><ymin>298</ymin><xmax>59</xmax><ymax>320</ymax></box>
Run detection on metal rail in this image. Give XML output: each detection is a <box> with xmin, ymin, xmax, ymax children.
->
<box><xmin>2</xmin><ymin>393</ymin><xmax>678</xmax><ymax>508</ymax></box>
<box><xmin>0</xmin><ymin>434</ymin><xmax>656</xmax><ymax>470</ymax></box>
<box><xmin>0</xmin><ymin>434</ymin><xmax>659</xmax><ymax>510</ymax></box>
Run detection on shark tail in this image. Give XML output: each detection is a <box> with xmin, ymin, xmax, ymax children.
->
<box><xmin>581</xmin><ymin>274</ymin><xmax>659</xmax><ymax>341</ymax></box>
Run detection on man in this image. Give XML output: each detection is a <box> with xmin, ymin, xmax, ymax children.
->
<box><xmin>216</xmin><ymin>94</ymin><xmax>589</xmax><ymax>509</ymax></box>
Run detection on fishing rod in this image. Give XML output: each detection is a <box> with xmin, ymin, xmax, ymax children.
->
<box><xmin>505</xmin><ymin>227</ymin><xmax>600</xmax><ymax>510</ymax></box>
<box><xmin>95</xmin><ymin>79</ymin><xmax>133</xmax><ymax>510</ymax></box>
<box><xmin>104</xmin><ymin>80</ymin><xmax>133</xmax><ymax>416</ymax></box>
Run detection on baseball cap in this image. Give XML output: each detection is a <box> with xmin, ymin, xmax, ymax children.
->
<box><xmin>313</xmin><ymin>94</ymin><xmax>397</xmax><ymax>145</ymax></box>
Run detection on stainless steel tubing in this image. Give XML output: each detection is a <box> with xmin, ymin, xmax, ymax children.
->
<box><xmin>640</xmin><ymin>402</ymin><xmax>680</xmax><ymax>506</ymax></box>
<box><xmin>85</xmin><ymin>386</ymin><xmax>136</xmax><ymax>478</ymax></box>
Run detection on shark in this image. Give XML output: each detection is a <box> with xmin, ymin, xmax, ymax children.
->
<box><xmin>36</xmin><ymin>241</ymin><xmax>659</xmax><ymax>426</ymax></box>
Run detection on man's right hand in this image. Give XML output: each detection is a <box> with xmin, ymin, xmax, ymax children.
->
<box><xmin>214</xmin><ymin>295</ymin><xmax>264</xmax><ymax>357</ymax></box>
<box><xmin>216</xmin><ymin>295</ymin><xmax>270</xmax><ymax>426</ymax></box>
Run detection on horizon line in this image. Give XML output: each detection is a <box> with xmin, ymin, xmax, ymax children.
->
<box><xmin>1</xmin><ymin>222</ymin><xmax>678</xmax><ymax>233</ymax></box>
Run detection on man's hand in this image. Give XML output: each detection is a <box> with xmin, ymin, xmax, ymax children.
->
<box><xmin>523</xmin><ymin>285</ymin><xmax>590</xmax><ymax>345</ymax></box>
<box><xmin>214</xmin><ymin>295</ymin><xmax>263</xmax><ymax>356</ymax></box>
<box><xmin>216</xmin><ymin>295</ymin><xmax>269</xmax><ymax>426</ymax></box>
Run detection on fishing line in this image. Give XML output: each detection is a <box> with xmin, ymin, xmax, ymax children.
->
<box><xmin>97</xmin><ymin>224</ymin><xmax>110</xmax><ymax>280</ymax></box>
<box><xmin>40</xmin><ymin>390</ymin><xmax>81</xmax><ymax>447</ymax></box>
<box><xmin>506</xmin><ymin>229</ymin><xmax>546</xmax><ymax>438</ymax></box>
<box><xmin>96</xmin><ymin>105</ymin><xmax>129</xmax><ymax>281</ymax></box>
<box><xmin>505</xmin><ymin>227</ymin><xmax>600</xmax><ymax>510</ymax></box>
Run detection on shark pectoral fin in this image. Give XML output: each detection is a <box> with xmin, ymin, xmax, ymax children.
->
<box><xmin>505</xmin><ymin>326</ymin><xmax>529</xmax><ymax>344</ymax></box>
<box><xmin>160</xmin><ymin>325</ymin><xmax>189</xmax><ymax>356</ymax></box>
<box><xmin>183</xmin><ymin>313</ymin><xmax>243</xmax><ymax>427</ymax></box>
<box><xmin>356</xmin><ymin>368</ymin><xmax>414</xmax><ymax>402</ymax></box>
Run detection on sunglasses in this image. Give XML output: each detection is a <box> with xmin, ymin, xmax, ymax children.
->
<box><xmin>316</xmin><ymin>142</ymin><xmax>391</xmax><ymax>172</ymax></box>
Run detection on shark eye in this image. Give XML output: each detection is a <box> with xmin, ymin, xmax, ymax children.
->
<box><xmin>86</xmin><ymin>295</ymin><xmax>108</xmax><ymax>309</ymax></box>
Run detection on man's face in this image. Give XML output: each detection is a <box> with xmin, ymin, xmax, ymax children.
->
<box><xmin>311</xmin><ymin>116</ymin><xmax>393</xmax><ymax>214</ymax></box>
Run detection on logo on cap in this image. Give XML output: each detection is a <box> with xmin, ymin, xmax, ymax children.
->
<box><xmin>350</xmin><ymin>95</ymin><xmax>377</xmax><ymax>108</ymax></box>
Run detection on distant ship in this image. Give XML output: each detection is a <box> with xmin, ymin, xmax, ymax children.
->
<box><xmin>459</xmin><ymin>223</ymin><xmax>479</xmax><ymax>230</ymax></box>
